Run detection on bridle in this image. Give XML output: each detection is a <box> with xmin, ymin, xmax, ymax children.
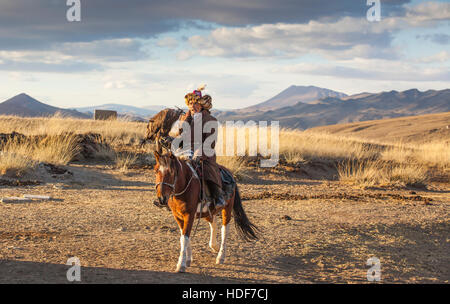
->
<box><xmin>155</xmin><ymin>158</ymin><xmax>198</xmax><ymax>198</ymax></box>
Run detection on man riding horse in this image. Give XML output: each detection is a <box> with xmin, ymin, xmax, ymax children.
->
<box><xmin>147</xmin><ymin>87</ymin><xmax>258</xmax><ymax>272</ymax></box>
<box><xmin>170</xmin><ymin>86</ymin><xmax>226</xmax><ymax>210</ymax></box>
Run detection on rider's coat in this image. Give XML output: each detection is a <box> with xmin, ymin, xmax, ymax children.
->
<box><xmin>177</xmin><ymin>109</ymin><xmax>222</xmax><ymax>188</ymax></box>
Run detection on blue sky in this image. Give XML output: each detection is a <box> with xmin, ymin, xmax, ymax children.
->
<box><xmin>0</xmin><ymin>0</ymin><xmax>448</xmax><ymax>110</ymax></box>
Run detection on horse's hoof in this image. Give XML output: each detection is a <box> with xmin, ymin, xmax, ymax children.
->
<box><xmin>216</xmin><ymin>258</ymin><xmax>225</xmax><ymax>265</ymax></box>
<box><xmin>186</xmin><ymin>260</ymin><xmax>191</xmax><ymax>267</ymax></box>
<box><xmin>176</xmin><ymin>265</ymin><xmax>186</xmax><ymax>273</ymax></box>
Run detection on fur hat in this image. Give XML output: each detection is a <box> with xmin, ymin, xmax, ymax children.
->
<box><xmin>185</xmin><ymin>84</ymin><xmax>212</xmax><ymax>110</ymax></box>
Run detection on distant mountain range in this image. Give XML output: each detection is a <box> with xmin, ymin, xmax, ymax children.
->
<box><xmin>241</xmin><ymin>85</ymin><xmax>348</xmax><ymax>112</ymax></box>
<box><xmin>216</xmin><ymin>88</ymin><xmax>450</xmax><ymax>129</ymax></box>
<box><xmin>1</xmin><ymin>88</ymin><xmax>449</xmax><ymax>129</ymax></box>
<box><xmin>0</xmin><ymin>93</ymin><xmax>89</xmax><ymax>118</ymax></box>
<box><xmin>0</xmin><ymin>94</ymin><xmax>168</xmax><ymax>120</ymax></box>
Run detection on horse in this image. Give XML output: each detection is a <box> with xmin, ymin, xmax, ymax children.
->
<box><xmin>154</xmin><ymin>151</ymin><xmax>258</xmax><ymax>272</ymax></box>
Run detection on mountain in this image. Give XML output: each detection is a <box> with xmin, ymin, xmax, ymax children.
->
<box><xmin>0</xmin><ymin>93</ymin><xmax>89</xmax><ymax>118</ymax></box>
<box><xmin>76</xmin><ymin>104</ymin><xmax>159</xmax><ymax>118</ymax></box>
<box><xmin>241</xmin><ymin>85</ymin><xmax>348</xmax><ymax>112</ymax></box>
<box><xmin>216</xmin><ymin>88</ymin><xmax>450</xmax><ymax>129</ymax></box>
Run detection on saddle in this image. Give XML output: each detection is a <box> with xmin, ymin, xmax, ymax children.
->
<box><xmin>219</xmin><ymin>166</ymin><xmax>236</xmax><ymax>201</ymax></box>
<box><xmin>192</xmin><ymin>162</ymin><xmax>236</xmax><ymax>202</ymax></box>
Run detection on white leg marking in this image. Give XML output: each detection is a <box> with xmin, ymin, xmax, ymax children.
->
<box><xmin>176</xmin><ymin>235</ymin><xmax>189</xmax><ymax>272</ymax></box>
<box><xmin>216</xmin><ymin>225</ymin><xmax>229</xmax><ymax>264</ymax></box>
<box><xmin>209</xmin><ymin>217</ymin><xmax>220</xmax><ymax>253</ymax></box>
<box><xmin>186</xmin><ymin>238</ymin><xmax>193</xmax><ymax>267</ymax></box>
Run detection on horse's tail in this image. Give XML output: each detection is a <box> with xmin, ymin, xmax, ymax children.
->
<box><xmin>232</xmin><ymin>185</ymin><xmax>259</xmax><ymax>241</ymax></box>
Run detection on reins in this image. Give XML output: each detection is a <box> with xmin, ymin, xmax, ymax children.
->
<box><xmin>155</xmin><ymin>161</ymin><xmax>197</xmax><ymax>198</ymax></box>
<box><xmin>191</xmin><ymin>160</ymin><xmax>206</xmax><ymax>240</ymax></box>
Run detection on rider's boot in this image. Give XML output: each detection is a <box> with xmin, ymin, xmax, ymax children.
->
<box><xmin>215</xmin><ymin>193</ymin><xmax>226</xmax><ymax>209</ymax></box>
<box><xmin>209</xmin><ymin>182</ymin><xmax>226</xmax><ymax>210</ymax></box>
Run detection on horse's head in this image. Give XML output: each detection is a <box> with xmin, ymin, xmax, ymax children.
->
<box><xmin>154</xmin><ymin>151</ymin><xmax>178</xmax><ymax>206</ymax></box>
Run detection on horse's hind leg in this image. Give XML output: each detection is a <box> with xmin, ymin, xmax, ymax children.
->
<box><xmin>205</xmin><ymin>215</ymin><xmax>220</xmax><ymax>253</ymax></box>
<box><xmin>216</xmin><ymin>200</ymin><xmax>233</xmax><ymax>264</ymax></box>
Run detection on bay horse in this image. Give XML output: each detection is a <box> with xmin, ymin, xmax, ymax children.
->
<box><xmin>154</xmin><ymin>151</ymin><xmax>258</xmax><ymax>273</ymax></box>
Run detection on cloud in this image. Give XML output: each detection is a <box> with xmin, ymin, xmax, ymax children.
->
<box><xmin>405</xmin><ymin>1</ymin><xmax>450</xmax><ymax>23</ymax></box>
<box><xmin>0</xmin><ymin>50</ymin><xmax>103</xmax><ymax>73</ymax></box>
<box><xmin>181</xmin><ymin>18</ymin><xmax>396</xmax><ymax>60</ymax></box>
<box><xmin>274</xmin><ymin>59</ymin><xmax>450</xmax><ymax>82</ymax></box>
<box><xmin>8</xmin><ymin>72</ymin><xmax>38</xmax><ymax>82</ymax></box>
<box><xmin>0</xmin><ymin>0</ymin><xmax>412</xmax><ymax>51</ymax></box>
<box><xmin>179</xmin><ymin>2</ymin><xmax>450</xmax><ymax>60</ymax></box>
<box><xmin>417</xmin><ymin>33</ymin><xmax>450</xmax><ymax>45</ymax></box>
<box><xmin>157</xmin><ymin>37</ymin><xmax>179</xmax><ymax>49</ymax></box>
<box><xmin>59</xmin><ymin>39</ymin><xmax>149</xmax><ymax>61</ymax></box>
<box><xmin>417</xmin><ymin>51</ymin><xmax>450</xmax><ymax>63</ymax></box>
<box><xmin>0</xmin><ymin>38</ymin><xmax>148</xmax><ymax>72</ymax></box>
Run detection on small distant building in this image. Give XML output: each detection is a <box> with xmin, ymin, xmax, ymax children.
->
<box><xmin>94</xmin><ymin>109</ymin><xmax>117</xmax><ymax>120</ymax></box>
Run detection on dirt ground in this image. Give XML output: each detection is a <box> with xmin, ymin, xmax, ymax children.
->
<box><xmin>0</xmin><ymin>163</ymin><xmax>448</xmax><ymax>283</ymax></box>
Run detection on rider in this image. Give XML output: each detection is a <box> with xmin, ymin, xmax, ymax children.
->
<box><xmin>173</xmin><ymin>86</ymin><xmax>226</xmax><ymax>209</ymax></box>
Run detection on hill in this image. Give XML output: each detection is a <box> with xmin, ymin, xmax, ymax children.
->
<box><xmin>216</xmin><ymin>88</ymin><xmax>450</xmax><ymax>129</ymax></box>
<box><xmin>241</xmin><ymin>85</ymin><xmax>347</xmax><ymax>112</ymax></box>
<box><xmin>0</xmin><ymin>93</ymin><xmax>89</xmax><ymax>119</ymax></box>
<box><xmin>307</xmin><ymin>111</ymin><xmax>450</xmax><ymax>143</ymax></box>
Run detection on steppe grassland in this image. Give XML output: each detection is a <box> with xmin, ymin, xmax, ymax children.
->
<box><xmin>0</xmin><ymin>115</ymin><xmax>448</xmax><ymax>187</ymax></box>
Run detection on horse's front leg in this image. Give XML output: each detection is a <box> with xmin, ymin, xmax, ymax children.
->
<box><xmin>176</xmin><ymin>213</ymin><xmax>195</xmax><ymax>273</ymax></box>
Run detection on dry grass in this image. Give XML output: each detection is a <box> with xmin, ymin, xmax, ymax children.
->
<box><xmin>91</xmin><ymin>135</ymin><xmax>117</xmax><ymax>161</ymax></box>
<box><xmin>283</xmin><ymin>151</ymin><xmax>306</xmax><ymax>165</ymax></box>
<box><xmin>338</xmin><ymin>160</ymin><xmax>429</xmax><ymax>188</ymax></box>
<box><xmin>115</xmin><ymin>152</ymin><xmax>138</xmax><ymax>172</ymax></box>
<box><xmin>410</xmin><ymin>141</ymin><xmax>450</xmax><ymax>169</ymax></box>
<box><xmin>0</xmin><ymin>114</ymin><xmax>447</xmax><ymax>188</ymax></box>
<box><xmin>0</xmin><ymin>115</ymin><xmax>145</xmax><ymax>147</ymax></box>
<box><xmin>0</xmin><ymin>134</ymin><xmax>80</xmax><ymax>177</ymax></box>
<box><xmin>278</xmin><ymin>129</ymin><xmax>380</xmax><ymax>161</ymax></box>
<box><xmin>0</xmin><ymin>150</ymin><xmax>35</xmax><ymax>177</ymax></box>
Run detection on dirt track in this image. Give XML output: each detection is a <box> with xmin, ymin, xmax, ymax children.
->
<box><xmin>0</xmin><ymin>164</ymin><xmax>449</xmax><ymax>283</ymax></box>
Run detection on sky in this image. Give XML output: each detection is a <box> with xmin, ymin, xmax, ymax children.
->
<box><xmin>0</xmin><ymin>0</ymin><xmax>449</xmax><ymax>110</ymax></box>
